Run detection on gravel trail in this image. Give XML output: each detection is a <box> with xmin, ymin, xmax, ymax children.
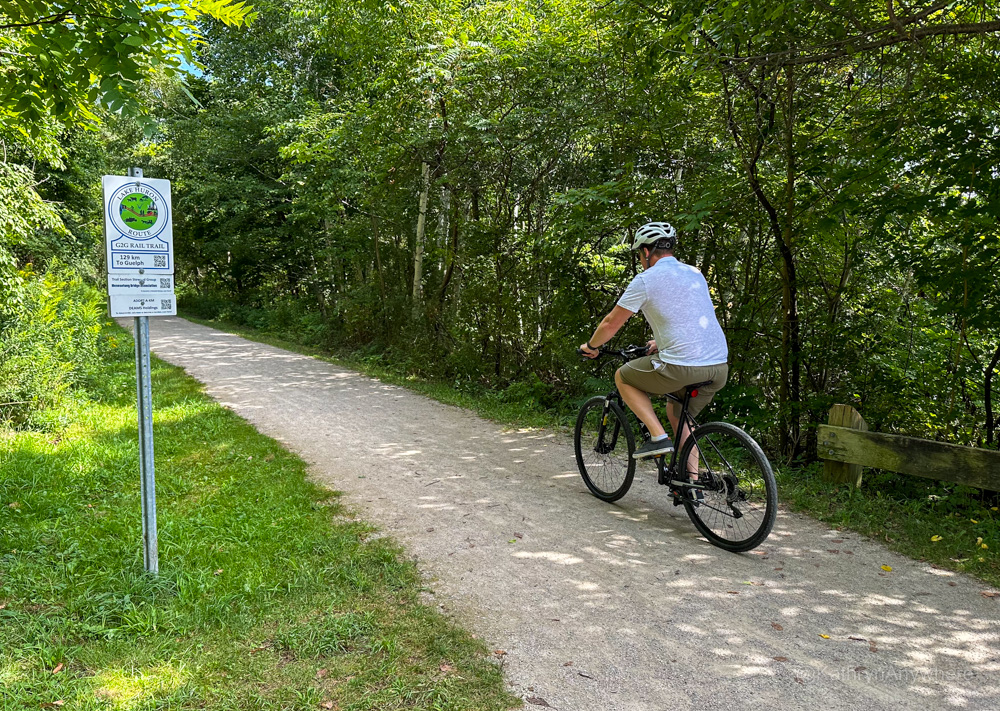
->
<box><xmin>143</xmin><ymin>317</ymin><xmax>1000</xmax><ymax>710</ymax></box>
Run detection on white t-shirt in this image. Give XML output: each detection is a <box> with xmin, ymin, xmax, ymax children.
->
<box><xmin>616</xmin><ymin>257</ymin><xmax>728</xmax><ymax>367</ymax></box>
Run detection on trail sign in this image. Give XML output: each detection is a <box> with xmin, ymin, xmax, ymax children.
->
<box><xmin>108</xmin><ymin>274</ymin><xmax>175</xmax><ymax>294</ymax></box>
<box><xmin>105</xmin><ymin>167</ymin><xmax>171</xmax><ymax>576</ymax></box>
<box><xmin>103</xmin><ymin>174</ymin><xmax>174</xmax><ymax>274</ymax></box>
<box><xmin>109</xmin><ymin>293</ymin><xmax>177</xmax><ymax>318</ymax></box>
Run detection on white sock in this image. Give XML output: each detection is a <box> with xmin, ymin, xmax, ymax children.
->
<box><xmin>651</xmin><ymin>433</ymin><xmax>671</xmax><ymax>442</ymax></box>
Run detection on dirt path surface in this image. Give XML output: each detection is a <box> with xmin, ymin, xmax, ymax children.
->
<box><xmin>144</xmin><ymin>317</ymin><xmax>999</xmax><ymax>710</ymax></box>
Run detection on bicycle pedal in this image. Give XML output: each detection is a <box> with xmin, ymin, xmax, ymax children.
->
<box><xmin>669</xmin><ymin>479</ymin><xmax>706</xmax><ymax>490</ymax></box>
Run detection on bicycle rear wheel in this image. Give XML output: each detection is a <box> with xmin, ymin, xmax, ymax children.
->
<box><xmin>574</xmin><ymin>396</ymin><xmax>635</xmax><ymax>502</ymax></box>
<box><xmin>678</xmin><ymin>422</ymin><xmax>777</xmax><ymax>552</ymax></box>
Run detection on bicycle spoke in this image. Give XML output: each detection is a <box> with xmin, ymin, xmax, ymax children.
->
<box><xmin>680</xmin><ymin>422</ymin><xmax>777</xmax><ymax>552</ymax></box>
<box><xmin>574</xmin><ymin>397</ymin><xmax>635</xmax><ymax>502</ymax></box>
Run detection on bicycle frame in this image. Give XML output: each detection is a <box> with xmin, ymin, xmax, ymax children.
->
<box><xmin>597</xmin><ymin>385</ymin><xmax>701</xmax><ymax>488</ymax></box>
<box><xmin>657</xmin><ymin>389</ymin><xmax>699</xmax><ymax>483</ymax></box>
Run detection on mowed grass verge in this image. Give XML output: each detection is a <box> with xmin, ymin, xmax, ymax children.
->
<box><xmin>0</xmin><ymin>325</ymin><xmax>519</xmax><ymax>710</ymax></box>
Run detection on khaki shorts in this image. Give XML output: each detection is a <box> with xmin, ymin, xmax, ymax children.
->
<box><xmin>617</xmin><ymin>356</ymin><xmax>728</xmax><ymax>418</ymax></box>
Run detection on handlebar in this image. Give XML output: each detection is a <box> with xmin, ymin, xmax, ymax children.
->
<box><xmin>576</xmin><ymin>344</ymin><xmax>649</xmax><ymax>362</ymax></box>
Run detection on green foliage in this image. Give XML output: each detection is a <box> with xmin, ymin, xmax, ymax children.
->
<box><xmin>0</xmin><ymin>263</ymin><xmax>103</xmax><ymax>426</ymax></box>
<box><xmin>30</xmin><ymin>0</ymin><xmax>985</xmax><ymax>460</ymax></box>
<box><xmin>0</xmin><ymin>1</ymin><xmax>255</xmax><ymax>381</ymax></box>
<box><xmin>0</xmin><ymin>0</ymin><xmax>252</xmax><ymax>138</ymax></box>
<box><xmin>0</xmin><ymin>162</ymin><xmax>66</xmax><ymax>311</ymax></box>
<box><xmin>150</xmin><ymin>0</ymin><xmax>1000</xmax><ymax>459</ymax></box>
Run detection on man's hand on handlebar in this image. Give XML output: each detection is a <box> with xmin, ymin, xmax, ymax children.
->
<box><xmin>576</xmin><ymin>343</ymin><xmax>650</xmax><ymax>361</ymax></box>
<box><xmin>646</xmin><ymin>339</ymin><xmax>658</xmax><ymax>354</ymax></box>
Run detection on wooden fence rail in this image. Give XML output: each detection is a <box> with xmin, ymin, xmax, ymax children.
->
<box><xmin>818</xmin><ymin>404</ymin><xmax>1000</xmax><ymax>491</ymax></box>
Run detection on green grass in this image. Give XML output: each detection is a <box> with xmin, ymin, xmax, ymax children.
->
<box><xmin>776</xmin><ymin>464</ymin><xmax>1000</xmax><ymax>588</ymax></box>
<box><xmin>0</xmin><ymin>324</ymin><xmax>520</xmax><ymax>710</ymax></box>
<box><xmin>181</xmin><ymin>312</ymin><xmax>1000</xmax><ymax>591</ymax></box>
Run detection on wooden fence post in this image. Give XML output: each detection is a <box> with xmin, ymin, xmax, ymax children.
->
<box><xmin>822</xmin><ymin>404</ymin><xmax>867</xmax><ymax>487</ymax></box>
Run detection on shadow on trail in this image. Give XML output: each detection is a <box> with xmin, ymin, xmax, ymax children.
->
<box><xmin>144</xmin><ymin>318</ymin><xmax>1000</xmax><ymax>710</ymax></box>
<box><xmin>375</xmin><ymin>423</ymin><xmax>1000</xmax><ymax>708</ymax></box>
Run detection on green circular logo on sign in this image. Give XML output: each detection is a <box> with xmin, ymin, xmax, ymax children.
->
<box><xmin>119</xmin><ymin>192</ymin><xmax>159</xmax><ymax>231</ymax></box>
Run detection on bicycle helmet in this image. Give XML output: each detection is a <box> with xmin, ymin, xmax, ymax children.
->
<box><xmin>631</xmin><ymin>222</ymin><xmax>677</xmax><ymax>252</ymax></box>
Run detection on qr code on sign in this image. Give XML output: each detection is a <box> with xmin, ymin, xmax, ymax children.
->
<box><xmin>159</xmin><ymin>278</ymin><xmax>171</xmax><ymax>288</ymax></box>
<box><xmin>153</xmin><ymin>255</ymin><xmax>166</xmax><ymax>267</ymax></box>
<box><xmin>161</xmin><ymin>299</ymin><xmax>172</xmax><ymax>310</ymax></box>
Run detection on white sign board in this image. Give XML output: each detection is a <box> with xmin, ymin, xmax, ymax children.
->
<box><xmin>109</xmin><ymin>293</ymin><xmax>177</xmax><ymax>318</ymax></box>
<box><xmin>108</xmin><ymin>274</ymin><xmax>175</xmax><ymax>294</ymax></box>
<box><xmin>103</xmin><ymin>175</ymin><xmax>174</xmax><ymax>275</ymax></box>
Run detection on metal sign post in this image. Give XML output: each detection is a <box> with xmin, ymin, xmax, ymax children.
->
<box><xmin>103</xmin><ymin>166</ymin><xmax>176</xmax><ymax>575</ymax></box>
<box><xmin>134</xmin><ymin>308</ymin><xmax>158</xmax><ymax>574</ymax></box>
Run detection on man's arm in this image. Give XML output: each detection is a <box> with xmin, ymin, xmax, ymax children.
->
<box><xmin>580</xmin><ymin>306</ymin><xmax>634</xmax><ymax>358</ymax></box>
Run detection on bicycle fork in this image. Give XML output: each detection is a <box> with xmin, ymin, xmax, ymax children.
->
<box><xmin>596</xmin><ymin>395</ymin><xmax>622</xmax><ymax>454</ymax></box>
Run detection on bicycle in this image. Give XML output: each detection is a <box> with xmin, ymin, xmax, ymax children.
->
<box><xmin>574</xmin><ymin>344</ymin><xmax>777</xmax><ymax>552</ymax></box>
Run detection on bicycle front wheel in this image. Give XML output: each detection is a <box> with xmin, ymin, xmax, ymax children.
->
<box><xmin>678</xmin><ymin>422</ymin><xmax>777</xmax><ymax>552</ymax></box>
<box><xmin>574</xmin><ymin>396</ymin><xmax>635</xmax><ymax>502</ymax></box>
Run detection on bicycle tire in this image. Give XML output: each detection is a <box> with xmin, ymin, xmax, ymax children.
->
<box><xmin>677</xmin><ymin>421</ymin><xmax>777</xmax><ymax>552</ymax></box>
<box><xmin>574</xmin><ymin>396</ymin><xmax>636</xmax><ymax>502</ymax></box>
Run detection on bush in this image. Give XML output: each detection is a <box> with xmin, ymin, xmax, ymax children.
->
<box><xmin>178</xmin><ymin>293</ymin><xmax>229</xmax><ymax>321</ymax></box>
<box><xmin>0</xmin><ymin>264</ymin><xmax>103</xmax><ymax>426</ymax></box>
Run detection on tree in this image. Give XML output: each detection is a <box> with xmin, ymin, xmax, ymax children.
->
<box><xmin>613</xmin><ymin>0</ymin><xmax>1000</xmax><ymax>456</ymax></box>
<box><xmin>1</xmin><ymin>0</ymin><xmax>251</xmax><ymax>135</ymax></box>
<box><xmin>147</xmin><ymin>0</ymin><xmax>1000</xmax><ymax>454</ymax></box>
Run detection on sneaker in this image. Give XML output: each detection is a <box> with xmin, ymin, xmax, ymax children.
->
<box><xmin>633</xmin><ymin>437</ymin><xmax>674</xmax><ymax>460</ymax></box>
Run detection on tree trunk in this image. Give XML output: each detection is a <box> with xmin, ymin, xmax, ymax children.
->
<box><xmin>439</xmin><ymin>193</ymin><xmax>459</xmax><ymax>305</ymax></box>
<box><xmin>494</xmin><ymin>253</ymin><xmax>503</xmax><ymax>378</ymax></box>
<box><xmin>438</xmin><ymin>185</ymin><xmax>450</xmax><ymax>272</ymax></box>
<box><xmin>412</xmin><ymin>161</ymin><xmax>430</xmax><ymax>318</ymax></box>
<box><xmin>986</xmin><ymin>342</ymin><xmax>1000</xmax><ymax>448</ymax></box>
<box><xmin>310</xmin><ymin>253</ymin><xmax>330</xmax><ymax>328</ymax></box>
<box><xmin>779</xmin><ymin>64</ymin><xmax>802</xmax><ymax>459</ymax></box>
<box><xmin>371</xmin><ymin>214</ymin><xmax>388</xmax><ymax>331</ymax></box>
<box><xmin>720</xmin><ymin>63</ymin><xmax>803</xmax><ymax>459</ymax></box>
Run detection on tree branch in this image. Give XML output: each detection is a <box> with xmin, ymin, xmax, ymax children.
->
<box><xmin>731</xmin><ymin>18</ymin><xmax>1000</xmax><ymax>68</ymax></box>
<box><xmin>0</xmin><ymin>12</ymin><xmax>69</xmax><ymax>29</ymax></box>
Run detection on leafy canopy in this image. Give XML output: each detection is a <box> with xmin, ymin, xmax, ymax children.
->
<box><xmin>0</xmin><ymin>0</ymin><xmax>252</xmax><ymax>136</ymax></box>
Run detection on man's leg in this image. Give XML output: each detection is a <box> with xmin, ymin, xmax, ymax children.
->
<box><xmin>666</xmin><ymin>401</ymin><xmax>699</xmax><ymax>476</ymax></box>
<box><xmin>679</xmin><ymin>364</ymin><xmax>729</xmax><ymax>476</ymax></box>
<box><xmin>615</xmin><ymin>369</ymin><xmax>666</xmax><ymax>437</ymax></box>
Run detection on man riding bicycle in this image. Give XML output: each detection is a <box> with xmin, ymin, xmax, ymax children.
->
<box><xmin>579</xmin><ymin>222</ymin><xmax>729</xmax><ymax>462</ymax></box>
